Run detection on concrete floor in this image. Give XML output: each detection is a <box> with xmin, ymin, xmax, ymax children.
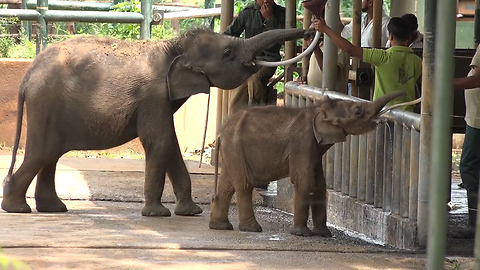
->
<box><xmin>0</xmin><ymin>155</ymin><xmax>475</xmax><ymax>269</ymax></box>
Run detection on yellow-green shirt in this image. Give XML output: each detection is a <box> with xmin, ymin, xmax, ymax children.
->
<box><xmin>363</xmin><ymin>46</ymin><xmax>422</xmax><ymax>111</ymax></box>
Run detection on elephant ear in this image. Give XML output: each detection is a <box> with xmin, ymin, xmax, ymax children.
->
<box><xmin>312</xmin><ymin>107</ymin><xmax>347</xmax><ymax>145</ymax></box>
<box><xmin>167</xmin><ymin>55</ymin><xmax>211</xmax><ymax>100</ymax></box>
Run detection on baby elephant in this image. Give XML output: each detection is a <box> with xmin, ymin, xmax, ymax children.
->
<box><xmin>209</xmin><ymin>91</ymin><xmax>405</xmax><ymax>236</ymax></box>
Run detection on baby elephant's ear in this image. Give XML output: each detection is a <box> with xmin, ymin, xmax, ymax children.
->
<box><xmin>312</xmin><ymin>110</ymin><xmax>347</xmax><ymax>145</ymax></box>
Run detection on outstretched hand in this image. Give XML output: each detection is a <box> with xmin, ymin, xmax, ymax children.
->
<box><xmin>312</xmin><ymin>18</ymin><xmax>328</xmax><ymax>32</ymax></box>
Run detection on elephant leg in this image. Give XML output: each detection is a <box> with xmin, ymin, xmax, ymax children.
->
<box><xmin>35</xmin><ymin>160</ymin><xmax>67</xmax><ymax>212</ymax></box>
<box><xmin>166</xmin><ymin>133</ymin><xmax>202</xmax><ymax>216</ymax></box>
<box><xmin>291</xmin><ymin>182</ymin><xmax>315</xmax><ymax>237</ymax></box>
<box><xmin>209</xmin><ymin>172</ymin><xmax>235</xmax><ymax>230</ymax></box>
<box><xmin>236</xmin><ymin>183</ymin><xmax>262</xmax><ymax>232</ymax></box>
<box><xmin>2</xmin><ymin>157</ymin><xmax>43</xmax><ymax>213</ymax></box>
<box><xmin>311</xmin><ymin>170</ymin><xmax>332</xmax><ymax>237</ymax></box>
<box><xmin>141</xmin><ymin>153</ymin><xmax>171</xmax><ymax>217</ymax></box>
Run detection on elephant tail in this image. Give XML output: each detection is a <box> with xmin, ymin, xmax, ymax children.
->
<box><xmin>7</xmin><ymin>89</ymin><xmax>25</xmax><ymax>177</ymax></box>
<box><xmin>213</xmin><ymin>136</ymin><xmax>221</xmax><ymax>200</ymax></box>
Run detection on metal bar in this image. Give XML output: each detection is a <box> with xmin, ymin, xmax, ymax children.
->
<box><xmin>333</xmin><ymin>143</ymin><xmax>342</xmax><ymax>192</ymax></box>
<box><xmin>357</xmin><ymin>133</ymin><xmax>367</xmax><ymax>201</ymax></box>
<box><xmin>36</xmin><ymin>0</ymin><xmax>47</xmax><ymax>54</ymax></box>
<box><xmin>284</xmin><ymin>0</ymin><xmax>296</xmax><ymax>81</ymax></box>
<box><xmin>392</xmin><ymin>123</ymin><xmax>403</xmax><ymax>215</ymax></box>
<box><xmin>43</xmin><ymin>10</ymin><xmax>144</xmax><ymax>23</ymax></box>
<box><xmin>374</xmin><ymin>124</ymin><xmax>385</xmax><ymax>208</ymax></box>
<box><xmin>140</xmin><ymin>0</ymin><xmax>152</xmax><ymax>40</ymax></box>
<box><xmin>401</xmin><ymin>126</ymin><xmax>411</xmax><ymax>218</ymax></box>
<box><xmin>371</xmin><ymin>0</ymin><xmax>382</xmax><ymax>48</ymax></box>
<box><xmin>409</xmin><ymin>129</ymin><xmax>420</xmax><ymax>221</ymax></box>
<box><xmin>292</xmin><ymin>95</ymin><xmax>299</xmax><ymax>108</ymax></box>
<box><xmin>285</xmin><ymin>92</ymin><xmax>292</xmax><ymax>107</ymax></box>
<box><xmin>323</xmin><ymin>0</ymin><xmax>340</xmax><ymax>91</ymax></box>
<box><xmin>21</xmin><ymin>0</ymin><xmax>32</xmax><ymax>40</ymax></box>
<box><xmin>0</xmin><ymin>9</ymin><xmax>40</xmax><ymax>20</ymax></box>
<box><xmin>26</xmin><ymin>0</ymin><xmax>112</xmax><ymax>11</ymax></box>
<box><xmin>349</xmin><ymin>135</ymin><xmax>359</xmax><ymax>198</ymax></box>
<box><xmin>365</xmin><ymin>131</ymin><xmax>375</xmax><ymax>204</ymax></box>
<box><xmin>162</xmin><ymin>8</ymin><xmax>221</xmax><ymax>20</ymax></box>
<box><xmin>426</xmin><ymin>0</ymin><xmax>456</xmax><ymax>267</ymax></box>
<box><xmin>350</xmin><ymin>0</ymin><xmax>361</xmax><ymax>97</ymax></box>
<box><xmin>418</xmin><ymin>0</ymin><xmax>437</xmax><ymax>248</ymax></box>
<box><xmin>342</xmin><ymin>137</ymin><xmax>350</xmax><ymax>195</ymax></box>
<box><xmin>299</xmin><ymin>96</ymin><xmax>306</xmax><ymax>107</ymax></box>
<box><xmin>383</xmin><ymin>122</ymin><xmax>393</xmax><ymax>211</ymax></box>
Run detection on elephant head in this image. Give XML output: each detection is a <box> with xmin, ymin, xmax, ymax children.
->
<box><xmin>313</xmin><ymin>91</ymin><xmax>406</xmax><ymax>145</ymax></box>
<box><xmin>166</xmin><ymin>28</ymin><xmax>306</xmax><ymax>100</ymax></box>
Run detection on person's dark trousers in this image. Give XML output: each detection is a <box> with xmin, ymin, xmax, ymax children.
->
<box><xmin>452</xmin><ymin>125</ymin><xmax>480</xmax><ymax>238</ymax></box>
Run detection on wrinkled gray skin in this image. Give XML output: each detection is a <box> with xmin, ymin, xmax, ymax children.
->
<box><xmin>209</xmin><ymin>91</ymin><xmax>405</xmax><ymax>236</ymax></box>
<box><xmin>1</xmin><ymin>27</ymin><xmax>306</xmax><ymax>215</ymax></box>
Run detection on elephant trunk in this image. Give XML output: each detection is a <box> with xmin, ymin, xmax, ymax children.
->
<box><xmin>245</xmin><ymin>29</ymin><xmax>306</xmax><ymax>59</ymax></box>
<box><xmin>371</xmin><ymin>91</ymin><xmax>406</xmax><ymax>114</ymax></box>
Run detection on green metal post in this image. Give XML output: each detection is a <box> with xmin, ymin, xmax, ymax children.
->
<box><xmin>36</xmin><ymin>0</ymin><xmax>47</xmax><ymax>54</ymax></box>
<box><xmin>418</xmin><ymin>0</ymin><xmax>436</xmax><ymax>248</ymax></box>
<box><xmin>426</xmin><ymin>0</ymin><xmax>456</xmax><ymax>269</ymax></box>
<box><xmin>22</xmin><ymin>0</ymin><xmax>32</xmax><ymax>40</ymax></box>
<box><xmin>140</xmin><ymin>0</ymin><xmax>152</xmax><ymax>40</ymax></box>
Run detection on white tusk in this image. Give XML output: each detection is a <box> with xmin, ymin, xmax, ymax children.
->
<box><xmin>379</xmin><ymin>97</ymin><xmax>422</xmax><ymax>115</ymax></box>
<box><xmin>255</xmin><ymin>31</ymin><xmax>322</xmax><ymax>67</ymax></box>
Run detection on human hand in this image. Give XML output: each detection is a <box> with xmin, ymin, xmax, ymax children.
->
<box><xmin>260</xmin><ymin>0</ymin><xmax>273</xmax><ymax>20</ymax></box>
<box><xmin>312</xmin><ymin>18</ymin><xmax>327</xmax><ymax>32</ymax></box>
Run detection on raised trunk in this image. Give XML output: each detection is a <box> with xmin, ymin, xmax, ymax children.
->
<box><xmin>245</xmin><ymin>29</ymin><xmax>306</xmax><ymax>59</ymax></box>
<box><xmin>371</xmin><ymin>91</ymin><xmax>406</xmax><ymax>113</ymax></box>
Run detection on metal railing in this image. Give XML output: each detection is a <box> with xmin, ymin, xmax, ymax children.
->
<box><xmin>284</xmin><ymin>82</ymin><xmax>421</xmax><ymax>222</ymax></box>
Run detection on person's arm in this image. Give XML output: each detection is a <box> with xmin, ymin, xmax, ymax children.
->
<box><xmin>313</xmin><ymin>18</ymin><xmax>363</xmax><ymax>59</ymax></box>
<box><xmin>453</xmin><ymin>66</ymin><xmax>480</xmax><ymax>90</ymax></box>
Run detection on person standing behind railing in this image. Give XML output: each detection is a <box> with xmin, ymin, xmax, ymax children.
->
<box><xmin>340</xmin><ymin>0</ymin><xmax>390</xmax><ymax>48</ymax></box>
<box><xmin>298</xmin><ymin>22</ymin><xmax>349</xmax><ymax>95</ymax></box>
<box><xmin>312</xmin><ymin>17</ymin><xmax>422</xmax><ymax>111</ymax></box>
<box><xmin>386</xmin><ymin>13</ymin><xmax>423</xmax><ymax>49</ymax></box>
<box><xmin>451</xmin><ymin>44</ymin><xmax>480</xmax><ymax>239</ymax></box>
<box><xmin>223</xmin><ymin>0</ymin><xmax>285</xmax><ymax>115</ymax></box>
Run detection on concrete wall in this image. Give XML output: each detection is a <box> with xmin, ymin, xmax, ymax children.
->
<box><xmin>0</xmin><ymin>58</ymin><xmax>217</xmax><ymax>155</ymax></box>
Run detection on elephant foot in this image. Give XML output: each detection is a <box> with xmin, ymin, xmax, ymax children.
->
<box><xmin>312</xmin><ymin>226</ymin><xmax>333</xmax><ymax>237</ymax></box>
<box><xmin>174</xmin><ymin>201</ymin><xmax>202</xmax><ymax>216</ymax></box>
<box><xmin>290</xmin><ymin>226</ymin><xmax>315</xmax><ymax>237</ymax></box>
<box><xmin>142</xmin><ymin>203</ymin><xmax>171</xmax><ymax>217</ymax></box>
<box><xmin>239</xmin><ymin>221</ymin><xmax>263</xmax><ymax>232</ymax></box>
<box><xmin>36</xmin><ymin>198</ymin><xmax>68</xmax><ymax>213</ymax></box>
<box><xmin>209</xmin><ymin>220</ymin><xmax>234</xmax><ymax>230</ymax></box>
<box><xmin>1</xmin><ymin>198</ymin><xmax>31</xmax><ymax>213</ymax></box>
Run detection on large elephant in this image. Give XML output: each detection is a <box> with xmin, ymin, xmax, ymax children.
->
<box><xmin>1</xmin><ymin>27</ymin><xmax>306</xmax><ymax>215</ymax></box>
<box><xmin>209</xmin><ymin>91</ymin><xmax>405</xmax><ymax>236</ymax></box>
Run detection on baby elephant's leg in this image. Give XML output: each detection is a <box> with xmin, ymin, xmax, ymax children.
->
<box><xmin>209</xmin><ymin>173</ymin><xmax>235</xmax><ymax>230</ymax></box>
<box><xmin>291</xmin><ymin>182</ymin><xmax>315</xmax><ymax>236</ymax></box>
<box><xmin>236</xmin><ymin>182</ymin><xmax>262</xmax><ymax>232</ymax></box>
<box><xmin>311</xmin><ymin>171</ymin><xmax>332</xmax><ymax>237</ymax></box>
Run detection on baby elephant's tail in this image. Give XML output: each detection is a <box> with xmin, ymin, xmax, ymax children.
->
<box><xmin>212</xmin><ymin>136</ymin><xmax>221</xmax><ymax>201</ymax></box>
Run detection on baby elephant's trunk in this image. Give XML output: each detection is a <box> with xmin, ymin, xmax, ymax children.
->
<box><xmin>371</xmin><ymin>91</ymin><xmax>407</xmax><ymax>114</ymax></box>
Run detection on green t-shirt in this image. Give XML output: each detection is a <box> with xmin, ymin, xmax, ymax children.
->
<box><xmin>363</xmin><ymin>46</ymin><xmax>422</xmax><ymax>111</ymax></box>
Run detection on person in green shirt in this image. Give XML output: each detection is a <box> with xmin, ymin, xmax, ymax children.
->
<box><xmin>313</xmin><ymin>17</ymin><xmax>422</xmax><ymax>111</ymax></box>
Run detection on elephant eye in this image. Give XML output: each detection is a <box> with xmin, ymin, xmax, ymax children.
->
<box><xmin>353</xmin><ymin>107</ymin><xmax>363</xmax><ymax>118</ymax></box>
<box><xmin>222</xmin><ymin>48</ymin><xmax>233</xmax><ymax>60</ymax></box>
